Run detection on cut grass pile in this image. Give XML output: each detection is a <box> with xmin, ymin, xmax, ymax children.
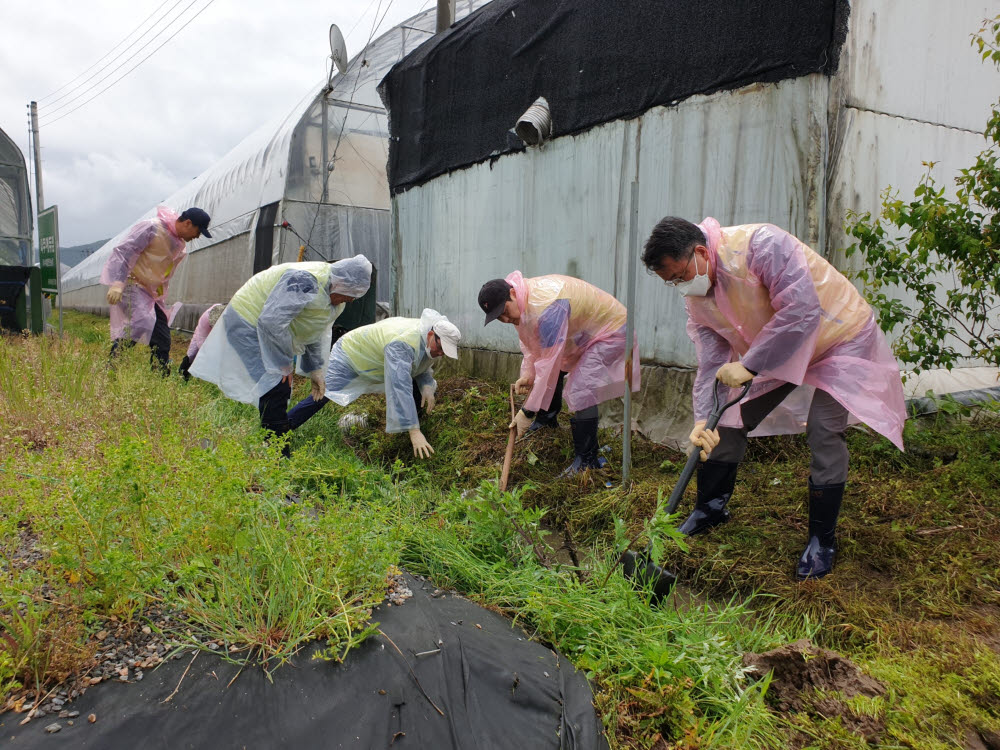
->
<box><xmin>2</xmin><ymin>311</ymin><xmax>1000</xmax><ymax>749</ymax></box>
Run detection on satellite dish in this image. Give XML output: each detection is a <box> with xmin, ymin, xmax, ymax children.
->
<box><xmin>329</xmin><ymin>24</ymin><xmax>348</xmax><ymax>74</ymax></box>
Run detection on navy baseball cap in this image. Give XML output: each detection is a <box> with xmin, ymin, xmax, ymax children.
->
<box><xmin>478</xmin><ymin>279</ymin><xmax>513</xmax><ymax>325</ymax></box>
<box><xmin>179</xmin><ymin>207</ymin><xmax>212</xmax><ymax>238</ymax></box>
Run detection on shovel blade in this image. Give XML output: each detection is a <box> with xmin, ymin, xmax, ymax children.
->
<box><xmin>619</xmin><ymin>550</ymin><xmax>677</xmax><ymax>604</ymax></box>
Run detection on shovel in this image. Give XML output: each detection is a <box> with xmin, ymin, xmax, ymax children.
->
<box><xmin>619</xmin><ymin>378</ymin><xmax>752</xmax><ymax>603</ymax></box>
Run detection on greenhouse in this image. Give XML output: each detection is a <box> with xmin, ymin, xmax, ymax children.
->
<box><xmin>61</xmin><ymin>0</ymin><xmax>491</xmax><ymax>331</ymax></box>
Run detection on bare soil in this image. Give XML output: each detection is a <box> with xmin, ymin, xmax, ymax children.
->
<box><xmin>743</xmin><ymin>639</ymin><xmax>887</xmax><ymax>743</ymax></box>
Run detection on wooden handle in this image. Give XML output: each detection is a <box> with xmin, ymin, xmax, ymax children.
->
<box><xmin>500</xmin><ymin>384</ymin><xmax>517</xmax><ymax>492</ymax></box>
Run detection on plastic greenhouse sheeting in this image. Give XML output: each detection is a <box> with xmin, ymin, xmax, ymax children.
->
<box><xmin>0</xmin><ymin>573</ymin><xmax>609</xmax><ymax>750</ymax></box>
<box><xmin>0</xmin><ymin>127</ymin><xmax>32</xmax><ymax>266</ymax></box>
<box><xmin>379</xmin><ymin>0</ymin><xmax>849</xmax><ymax>192</ymax></box>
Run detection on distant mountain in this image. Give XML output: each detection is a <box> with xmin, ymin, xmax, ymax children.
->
<box><xmin>59</xmin><ymin>239</ymin><xmax>109</xmax><ymax>270</ymax></box>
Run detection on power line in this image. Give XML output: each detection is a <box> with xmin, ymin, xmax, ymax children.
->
<box><xmin>39</xmin><ymin>0</ymin><xmax>176</xmax><ymax>103</ymax></box>
<box><xmin>41</xmin><ymin>0</ymin><xmax>218</xmax><ymax>127</ymax></box>
<box><xmin>41</xmin><ymin>0</ymin><xmax>201</xmax><ymax>121</ymax></box>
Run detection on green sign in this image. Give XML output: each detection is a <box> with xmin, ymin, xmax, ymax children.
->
<box><xmin>38</xmin><ymin>205</ymin><xmax>60</xmax><ymax>294</ymax></box>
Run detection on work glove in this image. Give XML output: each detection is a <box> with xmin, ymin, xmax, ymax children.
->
<box><xmin>409</xmin><ymin>428</ymin><xmax>435</xmax><ymax>459</ymax></box>
<box><xmin>514</xmin><ymin>376</ymin><xmax>534</xmax><ymax>396</ymax></box>
<box><xmin>688</xmin><ymin>420</ymin><xmax>721</xmax><ymax>462</ymax></box>
<box><xmin>716</xmin><ymin>361</ymin><xmax>754</xmax><ymax>387</ymax></box>
<box><xmin>309</xmin><ymin>369</ymin><xmax>326</xmax><ymax>401</ymax></box>
<box><xmin>179</xmin><ymin>355</ymin><xmax>192</xmax><ymax>382</ymax></box>
<box><xmin>510</xmin><ymin>409</ymin><xmax>533</xmax><ymax>440</ymax></box>
<box><xmin>419</xmin><ymin>384</ymin><xmax>436</xmax><ymax>413</ymax></box>
<box><xmin>106</xmin><ymin>282</ymin><xmax>125</xmax><ymax>306</ymax></box>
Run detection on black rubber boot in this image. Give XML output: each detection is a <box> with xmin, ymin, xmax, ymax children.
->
<box><xmin>677</xmin><ymin>460</ymin><xmax>739</xmax><ymax>536</ymax></box>
<box><xmin>796</xmin><ymin>479</ymin><xmax>844</xmax><ymax>580</ymax></box>
<box><xmin>559</xmin><ymin>416</ymin><xmax>606</xmax><ymax>477</ymax></box>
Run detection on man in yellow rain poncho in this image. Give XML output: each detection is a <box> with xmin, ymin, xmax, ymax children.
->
<box><xmin>477</xmin><ymin>272</ymin><xmax>640</xmax><ymax>476</ymax></box>
<box><xmin>285</xmin><ymin>309</ymin><xmax>461</xmax><ymax>459</ymax></box>
<box><xmin>189</xmin><ymin>256</ymin><xmax>372</xmax><ymax>453</ymax></box>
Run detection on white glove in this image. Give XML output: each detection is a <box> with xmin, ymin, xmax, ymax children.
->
<box><xmin>514</xmin><ymin>376</ymin><xmax>534</xmax><ymax>396</ymax></box>
<box><xmin>510</xmin><ymin>409</ymin><xmax>533</xmax><ymax>440</ymax></box>
<box><xmin>716</xmin><ymin>362</ymin><xmax>754</xmax><ymax>387</ymax></box>
<box><xmin>419</xmin><ymin>384</ymin><xmax>436</xmax><ymax>413</ymax></box>
<box><xmin>688</xmin><ymin>420</ymin><xmax>721</xmax><ymax>462</ymax></box>
<box><xmin>409</xmin><ymin>428</ymin><xmax>435</xmax><ymax>459</ymax></box>
<box><xmin>106</xmin><ymin>282</ymin><xmax>125</xmax><ymax>306</ymax></box>
<box><xmin>309</xmin><ymin>369</ymin><xmax>325</xmax><ymax>401</ymax></box>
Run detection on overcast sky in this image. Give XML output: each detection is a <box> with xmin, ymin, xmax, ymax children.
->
<box><xmin>1</xmin><ymin>0</ymin><xmax>431</xmax><ymax>246</ymax></box>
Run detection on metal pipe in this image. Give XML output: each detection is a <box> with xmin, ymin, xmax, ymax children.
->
<box><xmin>320</xmin><ymin>93</ymin><xmax>329</xmax><ymax>205</ymax></box>
<box><xmin>623</xmin><ymin>179</ymin><xmax>639</xmax><ymax>483</ymax></box>
<box><xmin>436</xmin><ymin>0</ymin><xmax>455</xmax><ymax>33</ymax></box>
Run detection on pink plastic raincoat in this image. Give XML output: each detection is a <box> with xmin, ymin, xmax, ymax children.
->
<box><xmin>187</xmin><ymin>304</ymin><xmax>224</xmax><ymax>359</ymax></box>
<box><xmin>685</xmin><ymin>218</ymin><xmax>906</xmax><ymax>450</ymax></box>
<box><xmin>99</xmin><ymin>207</ymin><xmax>186</xmax><ymax>344</ymax></box>
<box><xmin>507</xmin><ymin>272</ymin><xmax>640</xmax><ymax>414</ymax></box>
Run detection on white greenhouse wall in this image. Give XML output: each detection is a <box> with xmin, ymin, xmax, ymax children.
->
<box><xmin>839</xmin><ymin>0</ymin><xmax>997</xmax><ymax>133</ymax></box>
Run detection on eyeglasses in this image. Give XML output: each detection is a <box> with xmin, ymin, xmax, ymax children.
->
<box><xmin>661</xmin><ymin>251</ymin><xmax>696</xmax><ymax>287</ymax></box>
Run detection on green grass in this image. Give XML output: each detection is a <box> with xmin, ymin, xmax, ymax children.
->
<box><xmin>2</xmin><ymin>315</ymin><xmax>1000</xmax><ymax>749</ymax></box>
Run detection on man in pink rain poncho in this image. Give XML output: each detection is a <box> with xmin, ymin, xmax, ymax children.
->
<box><xmin>178</xmin><ymin>303</ymin><xmax>224</xmax><ymax>381</ymax></box>
<box><xmin>641</xmin><ymin>217</ymin><xmax>906</xmax><ymax>580</ymax></box>
<box><xmin>100</xmin><ymin>206</ymin><xmax>211</xmax><ymax>372</ymax></box>
<box><xmin>478</xmin><ymin>273</ymin><xmax>640</xmax><ymax>477</ymax></box>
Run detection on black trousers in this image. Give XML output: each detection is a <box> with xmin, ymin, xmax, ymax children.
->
<box><xmin>110</xmin><ymin>305</ymin><xmax>171</xmax><ymax>374</ymax></box>
<box><xmin>259</xmin><ymin>378</ymin><xmax>293</xmax><ymax>436</ymax></box>
<box><xmin>522</xmin><ymin>371</ymin><xmax>599</xmax><ymax>421</ymax></box>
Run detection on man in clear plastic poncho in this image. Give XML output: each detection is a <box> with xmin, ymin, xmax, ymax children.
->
<box><xmin>178</xmin><ymin>303</ymin><xmax>224</xmax><ymax>381</ymax></box>
<box><xmin>477</xmin><ymin>273</ymin><xmax>640</xmax><ymax>476</ymax></box>
<box><xmin>286</xmin><ymin>309</ymin><xmax>462</xmax><ymax>459</ymax></box>
<box><xmin>189</xmin><ymin>256</ymin><xmax>372</xmax><ymax>451</ymax></box>
<box><xmin>642</xmin><ymin>217</ymin><xmax>906</xmax><ymax>580</ymax></box>
<box><xmin>100</xmin><ymin>206</ymin><xmax>211</xmax><ymax>372</ymax></box>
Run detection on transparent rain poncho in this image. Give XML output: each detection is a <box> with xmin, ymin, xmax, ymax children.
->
<box><xmin>99</xmin><ymin>206</ymin><xmax>186</xmax><ymax>344</ymax></box>
<box><xmin>189</xmin><ymin>256</ymin><xmax>372</xmax><ymax>404</ymax></box>
<box><xmin>507</xmin><ymin>272</ymin><xmax>640</xmax><ymax>414</ymax></box>
<box><xmin>685</xmin><ymin>218</ymin><xmax>906</xmax><ymax>449</ymax></box>
<box><xmin>186</xmin><ymin>303</ymin><xmax>224</xmax><ymax>360</ymax></box>
<box><xmin>324</xmin><ymin>309</ymin><xmax>452</xmax><ymax>433</ymax></box>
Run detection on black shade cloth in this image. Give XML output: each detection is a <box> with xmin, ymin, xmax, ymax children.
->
<box><xmin>379</xmin><ymin>0</ymin><xmax>849</xmax><ymax>193</ymax></box>
<box><xmin>1</xmin><ymin>574</ymin><xmax>608</xmax><ymax>749</ymax></box>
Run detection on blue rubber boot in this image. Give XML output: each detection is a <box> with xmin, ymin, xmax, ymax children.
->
<box><xmin>677</xmin><ymin>460</ymin><xmax>739</xmax><ymax>536</ymax></box>
<box><xmin>796</xmin><ymin>479</ymin><xmax>844</xmax><ymax>580</ymax></box>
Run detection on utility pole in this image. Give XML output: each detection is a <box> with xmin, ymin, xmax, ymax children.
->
<box><xmin>29</xmin><ymin>102</ymin><xmax>44</xmax><ymax>218</ymax></box>
<box><xmin>436</xmin><ymin>0</ymin><xmax>455</xmax><ymax>33</ymax></box>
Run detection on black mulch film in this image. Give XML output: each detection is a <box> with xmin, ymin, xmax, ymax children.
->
<box><xmin>1</xmin><ymin>574</ymin><xmax>608</xmax><ymax>749</ymax></box>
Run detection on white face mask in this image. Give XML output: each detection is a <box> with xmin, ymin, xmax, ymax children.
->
<box><xmin>673</xmin><ymin>254</ymin><xmax>711</xmax><ymax>297</ymax></box>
